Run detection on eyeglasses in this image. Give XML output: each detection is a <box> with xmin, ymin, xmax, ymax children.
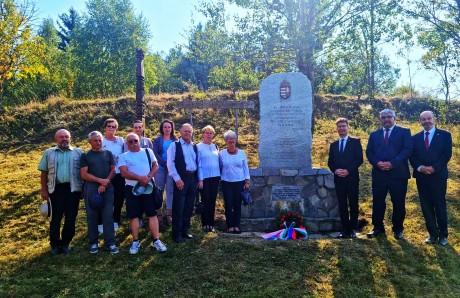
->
<box><xmin>106</xmin><ymin>125</ymin><xmax>117</xmax><ymax>129</ymax></box>
<box><xmin>128</xmin><ymin>139</ymin><xmax>139</xmax><ymax>144</ymax></box>
<box><xmin>380</xmin><ymin>116</ymin><xmax>394</xmax><ymax>120</ymax></box>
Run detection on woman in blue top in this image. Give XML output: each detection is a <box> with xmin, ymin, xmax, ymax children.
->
<box><xmin>219</xmin><ymin>130</ymin><xmax>250</xmax><ymax>234</ymax></box>
<box><xmin>153</xmin><ymin>120</ymin><xmax>177</xmax><ymax>224</ymax></box>
<box><xmin>197</xmin><ymin>125</ymin><xmax>220</xmax><ymax>232</ymax></box>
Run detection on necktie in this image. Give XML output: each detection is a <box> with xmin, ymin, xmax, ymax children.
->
<box><xmin>384</xmin><ymin>128</ymin><xmax>389</xmax><ymax>144</ymax></box>
<box><xmin>424</xmin><ymin>131</ymin><xmax>430</xmax><ymax>150</ymax></box>
<box><xmin>339</xmin><ymin>139</ymin><xmax>344</xmax><ymax>153</ymax></box>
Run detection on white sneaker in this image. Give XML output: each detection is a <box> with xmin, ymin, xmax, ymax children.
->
<box><xmin>152</xmin><ymin>239</ymin><xmax>167</xmax><ymax>252</ymax></box>
<box><xmin>98</xmin><ymin>224</ymin><xmax>103</xmax><ymax>234</ymax></box>
<box><xmin>114</xmin><ymin>222</ymin><xmax>119</xmax><ymax>232</ymax></box>
<box><xmin>129</xmin><ymin>241</ymin><xmax>141</xmax><ymax>254</ymax></box>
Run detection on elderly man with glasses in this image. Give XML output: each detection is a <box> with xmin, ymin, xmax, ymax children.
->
<box><xmin>118</xmin><ymin>133</ymin><xmax>167</xmax><ymax>254</ymax></box>
<box><xmin>366</xmin><ymin>109</ymin><xmax>412</xmax><ymax>240</ymax></box>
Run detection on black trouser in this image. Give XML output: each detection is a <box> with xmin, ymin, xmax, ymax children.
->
<box><xmin>201</xmin><ymin>176</ymin><xmax>220</xmax><ymax>227</ymax></box>
<box><xmin>112</xmin><ymin>173</ymin><xmax>126</xmax><ymax>224</ymax></box>
<box><xmin>222</xmin><ymin>180</ymin><xmax>244</xmax><ymax>228</ymax></box>
<box><xmin>371</xmin><ymin>177</ymin><xmax>408</xmax><ymax>232</ymax></box>
<box><xmin>416</xmin><ymin>177</ymin><xmax>448</xmax><ymax>238</ymax></box>
<box><xmin>335</xmin><ymin>177</ymin><xmax>359</xmax><ymax>234</ymax></box>
<box><xmin>172</xmin><ymin>174</ymin><xmax>197</xmax><ymax>239</ymax></box>
<box><xmin>49</xmin><ymin>183</ymin><xmax>80</xmax><ymax>248</ymax></box>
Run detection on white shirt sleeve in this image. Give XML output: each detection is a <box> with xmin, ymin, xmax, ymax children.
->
<box><xmin>167</xmin><ymin>142</ymin><xmax>181</xmax><ymax>182</ymax></box>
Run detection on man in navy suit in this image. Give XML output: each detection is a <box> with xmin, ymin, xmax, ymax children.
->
<box><xmin>410</xmin><ymin>111</ymin><xmax>452</xmax><ymax>246</ymax></box>
<box><xmin>328</xmin><ymin>118</ymin><xmax>363</xmax><ymax>238</ymax></box>
<box><xmin>366</xmin><ymin>109</ymin><xmax>412</xmax><ymax>239</ymax></box>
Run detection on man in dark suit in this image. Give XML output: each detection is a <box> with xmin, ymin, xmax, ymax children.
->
<box><xmin>366</xmin><ymin>109</ymin><xmax>412</xmax><ymax>239</ymax></box>
<box><xmin>328</xmin><ymin>118</ymin><xmax>363</xmax><ymax>238</ymax></box>
<box><xmin>410</xmin><ymin>111</ymin><xmax>452</xmax><ymax>246</ymax></box>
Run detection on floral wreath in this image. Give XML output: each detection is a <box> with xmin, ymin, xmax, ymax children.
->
<box><xmin>274</xmin><ymin>210</ymin><xmax>306</xmax><ymax>229</ymax></box>
<box><xmin>261</xmin><ymin>210</ymin><xmax>308</xmax><ymax>240</ymax></box>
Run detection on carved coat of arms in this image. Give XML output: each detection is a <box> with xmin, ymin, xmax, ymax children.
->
<box><xmin>280</xmin><ymin>80</ymin><xmax>291</xmax><ymax>99</ymax></box>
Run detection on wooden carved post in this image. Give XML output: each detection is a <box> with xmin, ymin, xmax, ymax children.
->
<box><xmin>136</xmin><ymin>49</ymin><xmax>145</xmax><ymax>126</ymax></box>
<box><xmin>235</xmin><ymin>108</ymin><xmax>239</xmax><ymax>141</ymax></box>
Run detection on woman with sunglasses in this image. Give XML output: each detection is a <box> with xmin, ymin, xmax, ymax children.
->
<box><xmin>102</xmin><ymin>118</ymin><xmax>125</xmax><ymax>232</ymax></box>
<box><xmin>153</xmin><ymin>120</ymin><xmax>178</xmax><ymax>225</ymax></box>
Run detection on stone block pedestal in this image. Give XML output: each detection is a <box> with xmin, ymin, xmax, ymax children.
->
<box><xmin>240</xmin><ymin>167</ymin><xmax>341</xmax><ymax>232</ymax></box>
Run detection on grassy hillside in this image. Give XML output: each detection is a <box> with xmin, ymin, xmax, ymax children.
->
<box><xmin>0</xmin><ymin>93</ymin><xmax>459</xmax><ymax>297</ymax></box>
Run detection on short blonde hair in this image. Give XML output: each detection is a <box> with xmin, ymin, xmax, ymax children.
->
<box><xmin>202</xmin><ymin>125</ymin><xmax>215</xmax><ymax>134</ymax></box>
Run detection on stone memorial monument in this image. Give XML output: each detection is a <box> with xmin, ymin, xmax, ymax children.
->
<box><xmin>258</xmin><ymin>73</ymin><xmax>312</xmax><ymax>169</ymax></box>
<box><xmin>242</xmin><ymin>72</ymin><xmax>340</xmax><ymax>232</ymax></box>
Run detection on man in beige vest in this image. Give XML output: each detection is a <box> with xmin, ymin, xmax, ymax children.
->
<box><xmin>38</xmin><ymin>129</ymin><xmax>83</xmax><ymax>255</ymax></box>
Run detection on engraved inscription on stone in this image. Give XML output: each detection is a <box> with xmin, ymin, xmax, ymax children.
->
<box><xmin>259</xmin><ymin>72</ymin><xmax>312</xmax><ymax>169</ymax></box>
<box><xmin>272</xmin><ymin>185</ymin><xmax>302</xmax><ymax>201</ymax></box>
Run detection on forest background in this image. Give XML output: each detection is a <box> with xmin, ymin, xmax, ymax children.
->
<box><xmin>3</xmin><ymin>0</ymin><xmax>460</xmax><ymax>107</ymax></box>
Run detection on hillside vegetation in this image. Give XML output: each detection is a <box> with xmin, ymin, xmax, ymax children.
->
<box><xmin>0</xmin><ymin>93</ymin><xmax>459</xmax><ymax>297</ymax></box>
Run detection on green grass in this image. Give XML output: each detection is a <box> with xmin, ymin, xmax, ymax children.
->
<box><xmin>0</xmin><ymin>97</ymin><xmax>459</xmax><ymax>297</ymax></box>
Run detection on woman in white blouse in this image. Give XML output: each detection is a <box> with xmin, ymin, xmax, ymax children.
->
<box><xmin>101</xmin><ymin>118</ymin><xmax>125</xmax><ymax>232</ymax></box>
<box><xmin>197</xmin><ymin>125</ymin><xmax>220</xmax><ymax>233</ymax></box>
<box><xmin>219</xmin><ymin>130</ymin><xmax>250</xmax><ymax>234</ymax></box>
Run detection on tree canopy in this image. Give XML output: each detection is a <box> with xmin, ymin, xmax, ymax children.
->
<box><xmin>2</xmin><ymin>0</ymin><xmax>460</xmax><ymax>105</ymax></box>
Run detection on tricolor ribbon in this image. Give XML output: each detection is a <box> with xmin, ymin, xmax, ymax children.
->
<box><xmin>262</xmin><ymin>222</ymin><xmax>308</xmax><ymax>240</ymax></box>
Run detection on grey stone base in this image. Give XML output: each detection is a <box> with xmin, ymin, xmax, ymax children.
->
<box><xmin>241</xmin><ymin>167</ymin><xmax>340</xmax><ymax>232</ymax></box>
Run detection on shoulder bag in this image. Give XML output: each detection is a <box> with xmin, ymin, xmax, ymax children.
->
<box><xmin>145</xmin><ymin>149</ymin><xmax>163</xmax><ymax>209</ymax></box>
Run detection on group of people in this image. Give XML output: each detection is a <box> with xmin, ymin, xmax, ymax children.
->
<box><xmin>38</xmin><ymin>108</ymin><xmax>452</xmax><ymax>255</ymax></box>
<box><xmin>328</xmin><ymin>109</ymin><xmax>452</xmax><ymax>246</ymax></box>
<box><xmin>38</xmin><ymin>119</ymin><xmax>250</xmax><ymax>255</ymax></box>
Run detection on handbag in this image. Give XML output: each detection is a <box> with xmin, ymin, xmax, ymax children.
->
<box><xmin>145</xmin><ymin>149</ymin><xmax>163</xmax><ymax>209</ymax></box>
<box><xmin>241</xmin><ymin>188</ymin><xmax>253</xmax><ymax>205</ymax></box>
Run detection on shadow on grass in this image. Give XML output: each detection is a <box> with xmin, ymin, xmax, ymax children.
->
<box><xmin>1</xmin><ymin>224</ymin><xmax>321</xmax><ymax>296</ymax></box>
<box><xmin>0</xmin><ymin>190</ymin><xmax>40</xmax><ymax>225</ymax></box>
<box><xmin>331</xmin><ymin>233</ymin><xmax>460</xmax><ymax>297</ymax></box>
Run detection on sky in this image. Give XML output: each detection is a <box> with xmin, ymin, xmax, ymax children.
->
<box><xmin>36</xmin><ymin>0</ymin><xmax>203</xmax><ymax>54</ymax></box>
<box><xmin>34</xmin><ymin>0</ymin><xmax>443</xmax><ymax>98</ymax></box>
